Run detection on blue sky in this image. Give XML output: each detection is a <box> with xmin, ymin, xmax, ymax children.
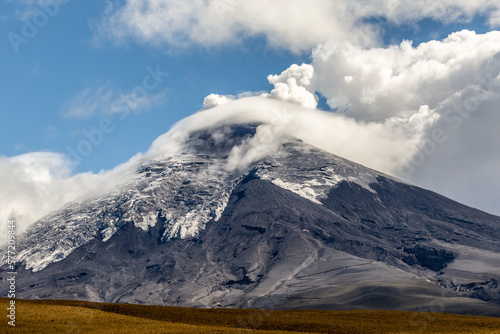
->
<box><xmin>1</xmin><ymin>1</ymin><xmax>491</xmax><ymax>173</ymax></box>
<box><xmin>1</xmin><ymin>1</ymin><xmax>312</xmax><ymax>173</ymax></box>
<box><xmin>2</xmin><ymin>0</ymin><xmax>500</xmax><ymax>225</ymax></box>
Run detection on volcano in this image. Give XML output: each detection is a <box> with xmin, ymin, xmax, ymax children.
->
<box><xmin>2</xmin><ymin>122</ymin><xmax>500</xmax><ymax>316</ymax></box>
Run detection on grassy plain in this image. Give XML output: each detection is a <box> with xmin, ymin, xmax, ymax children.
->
<box><xmin>1</xmin><ymin>298</ymin><xmax>499</xmax><ymax>333</ymax></box>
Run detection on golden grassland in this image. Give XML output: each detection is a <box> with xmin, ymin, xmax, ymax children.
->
<box><xmin>0</xmin><ymin>298</ymin><xmax>499</xmax><ymax>333</ymax></box>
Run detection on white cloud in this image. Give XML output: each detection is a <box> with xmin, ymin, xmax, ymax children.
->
<box><xmin>401</xmin><ymin>84</ymin><xmax>500</xmax><ymax>215</ymax></box>
<box><xmin>203</xmin><ymin>93</ymin><xmax>233</xmax><ymax>109</ymax></box>
<box><xmin>147</xmin><ymin>96</ymin><xmax>439</xmax><ymax>175</ymax></box>
<box><xmin>0</xmin><ymin>152</ymin><xmax>136</xmax><ymax>239</ymax></box>
<box><xmin>312</xmin><ymin>30</ymin><xmax>500</xmax><ymax>121</ymax></box>
<box><xmin>305</xmin><ymin>30</ymin><xmax>500</xmax><ymax>214</ymax></box>
<box><xmin>63</xmin><ymin>82</ymin><xmax>167</xmax><ymax>119</ymax></box>
<box><xmin>63</xmin><ymin>83</ymin><xmax>113</xmax><ymax>118</ymax></box>
<box><xmin>95</xmin><ymin>0</ymin><xmax>500</xmax><ymax>52</ymax></box>
<box><xmin>110</xmin><ymin>87</ymin><xmax>168</xmax><ymax>115</ymax></box>
<box><xmin>93</xmin><ymin>0</ymin><xmax>361</xmax><ymax>52</ymax></box>
<box><xmin>264</xmin><ymin>63</ymin><xmax>318</xmax><ymax>109</ymax></box>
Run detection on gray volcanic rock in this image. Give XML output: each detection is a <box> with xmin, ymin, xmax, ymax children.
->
<box><xmin>1</xmin><ymin>123</ymin><xmax>500</xmax><ymax>316</ymax></box>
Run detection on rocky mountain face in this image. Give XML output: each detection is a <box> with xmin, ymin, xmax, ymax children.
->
<box><xmin>1</xmin><ymin>124</ymin><xmax>500</xmax><ymax>316</ymax></box>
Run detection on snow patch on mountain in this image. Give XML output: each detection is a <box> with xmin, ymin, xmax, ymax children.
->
<box><xmin>255</xmin><ymin>142</ymin><xmax>382</xmax><ymax>204</ymax></box>
<box><xmin>1</xmin><ymin>128</ymin><xmax>398</xmax><ymax>272</ymax></box>
<box><xmin>7</xmin><ymin>153</ymin><xmax>239</xmax><ymax>272</ymax></box>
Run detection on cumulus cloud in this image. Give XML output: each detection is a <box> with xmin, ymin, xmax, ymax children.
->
<box><xmin>94</xmin><ymin>0</ymin><xmax>500</xmax><ymax>52</ymax></box>
<box><xmin>312</xmin><ymin>30</ymin><xmax>500</xmax><ymax>121</ymax></box>
<box><xmin>264</xmin><ymin>63</ymin><xmax>318</xmax><ymax>109</ymax></box>
<box><xmin>203</xmin><ymin>94</ymin><xmax>234</xmax><ymax>109</ymax></box>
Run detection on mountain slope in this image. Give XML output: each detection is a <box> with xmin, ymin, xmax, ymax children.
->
<box><xmin>1</xmin><ymin>124</ymin><xmax>500</xmax><ymax>316</ymax></box>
